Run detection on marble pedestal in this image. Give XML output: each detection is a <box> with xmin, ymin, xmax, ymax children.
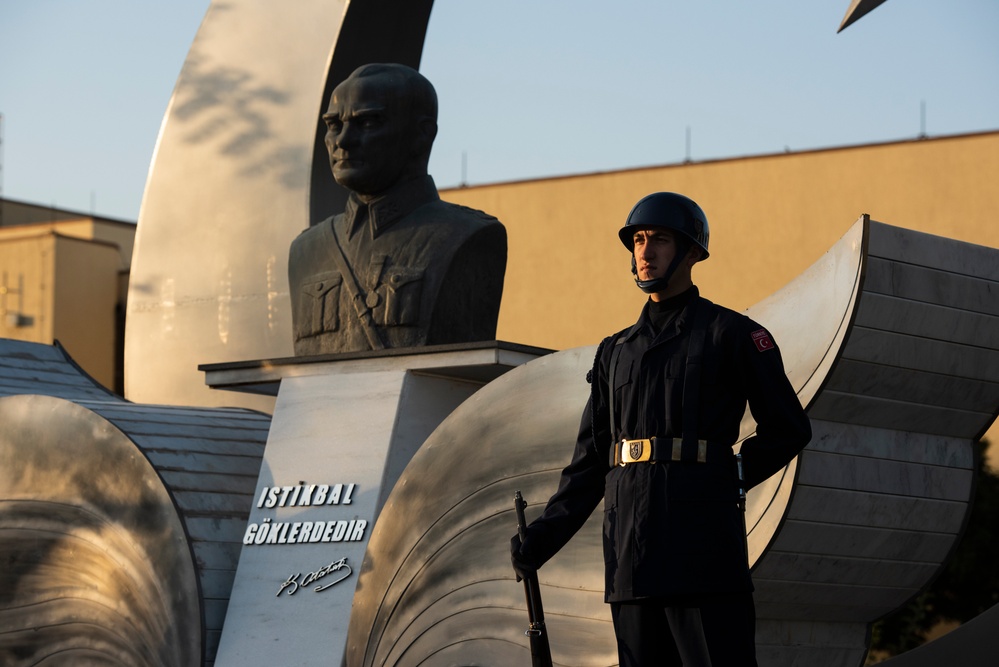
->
<box><xmin>204</xmin><ymin>342</ymin><xmax>549</xmax><ymax>666</ymax></box>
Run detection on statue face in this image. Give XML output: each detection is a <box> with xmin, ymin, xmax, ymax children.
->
<box><xmin>323</xmin><ymin>74</ymin><xmax>418</xmax><ymax>198</ymax></box>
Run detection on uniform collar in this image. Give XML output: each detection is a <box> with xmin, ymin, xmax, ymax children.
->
<box><xmin>623</xmin><ymin>286</ymin><xmax>699</xmax><ymax>343</ymax></box>
<box><xmin>344</xmin><ymin>175</ymin><xmax>440</xmax><ymax>240</ymax></box>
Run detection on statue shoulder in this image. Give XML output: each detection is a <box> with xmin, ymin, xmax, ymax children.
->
<box><xmin>424</xmin><ymin>200</ymin><xmax>504</xmax><ymax>231</ymax></box>
<box><xmin>290</xmin><ymin>215</ymin><xmax>335</xmax><ymax>246</ymax></box>
<box><xmin>288</xmin><ymin>215</ymin><xmax>340</xmax><ymax>278</ymax></box>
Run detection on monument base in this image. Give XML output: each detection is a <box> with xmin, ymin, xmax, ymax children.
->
<box><xmin>203</xmin><ymin>342</ymin><xmax>551</xmax><ymax>666</ymax></box>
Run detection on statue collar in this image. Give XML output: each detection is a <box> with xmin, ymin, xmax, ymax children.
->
<box><xmin>344</xmin><ymin>176</ymin><xmax>440</xmax><ymax>239</ymax></box>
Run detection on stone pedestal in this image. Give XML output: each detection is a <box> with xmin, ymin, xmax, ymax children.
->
<box><xmin>205</xmin><ymin>342</ymin><xmax>549</xmax><ymax>666</ymax></box>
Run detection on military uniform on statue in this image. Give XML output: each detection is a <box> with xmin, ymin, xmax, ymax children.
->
<box><xmin>288</xmin><ymin>175</ymin><xmax>505</xmax><ymax>355</ymax></box>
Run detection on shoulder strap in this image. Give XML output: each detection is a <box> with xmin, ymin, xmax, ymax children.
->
<box><xmin>322</xmin><ymin>221</ymin><xmax>386</xmax><ymax>351</ymax></box>
<box><xmin>681</xmin><ymin>298</ymin><xmax>711</xmax><ymax>447</ymax></box>
<box><xmin>606</xmin><ymin>336</ymin><xmax>626</xmax><ymax>465</ymax></box>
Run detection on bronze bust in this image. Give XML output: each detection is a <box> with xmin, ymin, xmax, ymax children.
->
<box><xmin>288</xmin><ymin>64</ymin><xmax>506</xmax><ymax>355</ymax></box>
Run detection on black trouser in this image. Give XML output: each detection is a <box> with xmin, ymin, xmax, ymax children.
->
<box><xmin>610</xmin><ymin>593</ymin><xmax>758</xmax><ymax>666</ymax></box>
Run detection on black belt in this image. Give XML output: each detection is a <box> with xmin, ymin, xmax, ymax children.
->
<box><xmin>612</xmin><ymin>437</ymin><xmax>733</xmax><ymax>467</ymax></box>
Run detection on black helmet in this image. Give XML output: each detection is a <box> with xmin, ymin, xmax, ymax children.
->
<box><xmin>619</xmin><ymin>192</ymin><xmax>710</xmax><ymax>258</ymax></box>
<box><xmin>619</xmin><ymin>192</ymin><xmax>710</xmax><ymax>294</ymax></box>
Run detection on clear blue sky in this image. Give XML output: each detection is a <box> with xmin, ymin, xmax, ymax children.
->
<box><xmin>1</xmin><ymin>0</ymin><xmax>997</xmax><ymax>221</ymax></box>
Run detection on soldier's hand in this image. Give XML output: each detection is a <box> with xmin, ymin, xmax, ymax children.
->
<box><xmin>510</xmin><ymin>534</ymin><xmax>538</xmax><ymax>583</ymax></box>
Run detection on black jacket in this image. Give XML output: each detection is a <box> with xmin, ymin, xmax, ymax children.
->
<box><xmin>523</xmin><ymin>287</ymin><xmax>811</xmax><ymax>602</ymax></box>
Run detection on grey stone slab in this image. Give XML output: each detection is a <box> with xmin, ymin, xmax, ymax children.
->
<box><xmin>144</xmin><ymin>450</ymin><xmax>263</xmax><ymax>476</ymax></box>
<box><xmin>841</xmin><ymin>327</ymin><xmax>999</xmax><ymax>384</ymax></box>
<box><xmin>786</xmin><ymin>486</ymin><xmax>967</xmax><ymax>533</ymax></box>
<box><xmin>756</xmin><ymin>644</ymin><xmax>867</xmax><ymax>667</ymax></box>
<box><xmin>184</xmin><ymin>517</ymin><xmax>248</xmax><ymax>543</ymax></box>
<box><xmin>173</xmin><ymin>491</ymin><xmax>254</xmax><ymax>515</ymax></box>
<box><xmin>755</xmin><ymin>580</ymin><xmax>914</xmax><ymax>620</ymax></box>
<box><xmin>95</xmin><ymin>406</ymin><xmax>270</xmax><ymax>440</ymax></box>
<box><xmin>89</xmin><ymin>406</ymin><xmax>272</xmax><ymax>430</ymax></box>
<box><xmin>855</xmin><ymin>291</ymin><xmax>999</xmax><ymax>349</ymax></box>
<box><xmin>159</xmin><ymin>470</ymin><xmax>258</xmax><ymax>495</ymax></box>
<box><xmin>0</xmin><ymin>380</ymin><xmax>111</xmax><ymax>400</ymax></box>
<box><xmin>203</xmin><ymin>599</ymin><xmax>230</xmax><ymax>634</ymax></box>
<box><xmin>94</xmin><ymin>400</ymin><xmax>272</xmax><ymax>420</ymax></box>
<box><xmin>770</xmin><ymin>519</ymin><xmax>957</xmax><ymax>563</ymax></box>
<box><xmin>754</xmin><ymin>551</ymin><xmax>940</xmax><ymax>588</ymax></box>
<box><xmin>192</xmin><ymin>540</ymin><xmax>243</xmax><ymax>571</ymax></box>
<box><xmin>755</xmin><ymin>618</ymin><xmax>868</xmax><ymax>648</ymax></box>
<box><xmin>863</xmin><ymin>256</ymin><xmax>999</xmax><ymax>317</ymax></box>
<box><xmin>868</xmin><ymin>220</ymin><xmax>999</xmax><ymax>282</ymax></box>
<box><xmin>805</xmin><ymin>419</ymin><xmax>973</xmax><ymax>468</ymax></box>
<box><xmin>134</xmin><ymin>436</ymin><xmax>267</xmax><ymax>457</ymax></box>
<box><xmin>198</xmin><ymin>568</ymin><xmax>238</xmax><ymax>599</ymax></box>
<box><xmin>808</xmin><ymin>389</ymin><xmax>990</xmax><ymax>439</ymax></box>
<box><xmin>797</xmin><ymin>450</ymin><xmax>973</xmax><ymax>501</ymax></box>
<box><xmin>0</xmin><ymin>375</ymin><xmax>111</xmax><ymax>397</ymax></box>
<box><xmin>0</xmin><ymin>362</ymin><xmax>99</xmax><ymax>383</ymax></box>
<box><xmin>204</xmin><ymin>630</ymin><xmax>222</xmax><ymax>664</ymax></box>
<box><xmin>822</xmin><ymin>358</ymin><xmax>999</xmax><ymax>415</ymax></box>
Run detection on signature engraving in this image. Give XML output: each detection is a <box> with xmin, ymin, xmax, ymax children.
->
<box><xmin>277</xmin><ymin>557</ymin><xmax>352</xmax><ymax>597</ymax></box>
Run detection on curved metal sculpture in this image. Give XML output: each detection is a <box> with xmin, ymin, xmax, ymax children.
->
<box><xmin>125</xmin><ymin>0</ymin><xmax>433</xmax><ymax>410</ymax></box>
<box><xmin>347</xmin><ymin>216</ymin><xmax>999</xmax><ymax>666</ymax></box>
<box><xmin>0</xmin><ymin>393</ymin><xmax>203</xmax><ymax>666</ymax></box>
<box><xmin>0</xmin><ymin>340</ymin><xmax>270</xmax><ymax>667</ymax></box>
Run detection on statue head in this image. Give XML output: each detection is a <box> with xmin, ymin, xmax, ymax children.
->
<box><xmin>323</xmin><ymin>63</ymin><xmax>439</xmax><ymax>200</ymax></box>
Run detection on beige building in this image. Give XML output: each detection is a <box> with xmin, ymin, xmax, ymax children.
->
<box><xmin>0</xmin><ymin>198</ymin><xmax>135</xmax><ymax>393</ymax></box>
<box><xmin>441</xmin><ymin>130</ymin><xmax>999</xmax><ymax>353</ymax></box>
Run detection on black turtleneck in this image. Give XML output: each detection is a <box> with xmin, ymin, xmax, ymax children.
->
<box><xmin>647</xmin><ymin>286</ymin><xmax>696</xmax><ymax>335</ymax></box>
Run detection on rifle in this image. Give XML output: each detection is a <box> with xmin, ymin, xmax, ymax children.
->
<box><xmin>736</xmin><ymin>453</ymin><xmax>750</xmax><ymax>565</ymax></box>
<box><xmin>514</xmin><ymin>491</ymin><xmax>554</xmax><ymax>667</ymax></box>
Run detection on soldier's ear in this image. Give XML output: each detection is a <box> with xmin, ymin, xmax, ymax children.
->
<box><xmin>685</xmin><ymin>245</ymin><xmax>703</xmax><ymax>266</ymax></box>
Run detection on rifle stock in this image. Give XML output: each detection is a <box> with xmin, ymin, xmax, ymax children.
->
<box><xmin>514</xmin><ymin>491</ymin><xmax>554</xmax><ymax>667</ymax></box>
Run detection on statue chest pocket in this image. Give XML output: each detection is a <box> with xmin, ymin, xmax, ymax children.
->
<box><xmin>298</xmin><ymin>272</ymin><xmax>343</xmax><ymax>336</ymax></box>
<box><xmin>378</xmin><ymin>268</ymin><xmax>423</xmax><ymax>326</ymax></box>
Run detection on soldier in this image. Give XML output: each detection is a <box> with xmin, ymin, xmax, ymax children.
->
<box><xmin>511</xmin><ymin>193</ymin><xmax>811</xmax><ymax>666</ymax></box>
<box><xmin>288</xmin><ymin>63</ymin><xmax>506</xmax><ymax>355</ymax></box>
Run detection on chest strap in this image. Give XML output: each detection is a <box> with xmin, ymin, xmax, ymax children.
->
<box><xmin>679</xmin><ymin>298</ymin><xmax>711</xmax><ymax>459</ymax></box>
<box><xmin>323</xmin><ymin>220</ymin><xmax>385</xmax><ymax>351</ymax></box>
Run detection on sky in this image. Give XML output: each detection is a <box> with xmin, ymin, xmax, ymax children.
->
<box><xmin>0</xmin><ymin>0</ymin><xmax>997</xmax><ymax>222</ymax></box>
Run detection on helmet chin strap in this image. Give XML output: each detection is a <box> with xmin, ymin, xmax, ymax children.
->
<box><xmin>632</xmin><ymin>240</ymin><xmax>691</xmax><ymax>295</ymax></box>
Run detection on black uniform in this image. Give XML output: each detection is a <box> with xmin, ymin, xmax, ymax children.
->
<box><xmin>518</xmin><ymin>286</ymin><xmax>811</xmax><ymax>664</ymax></box>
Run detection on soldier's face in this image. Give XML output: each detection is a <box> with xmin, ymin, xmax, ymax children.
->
<box><xmin>632</xmin><ymin>228</ymin><xmax>680</xmax><ymax>282</ymax></box>
<box><xmin>323</xmin><ymin>75</ymin><xmax>416</xmax><ymax>197</ymax></box>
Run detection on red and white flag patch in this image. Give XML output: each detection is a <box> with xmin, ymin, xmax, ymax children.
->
<box><xmin>751</xmin><ymin>328</ymin><xmax>775</xmax><ymax>352</ymax></box>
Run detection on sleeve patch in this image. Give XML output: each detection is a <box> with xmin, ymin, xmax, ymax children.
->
<box><xmin>751</xmin><ymin>328</ymin><xmax>775</xmax><ymax>352</ymax></box>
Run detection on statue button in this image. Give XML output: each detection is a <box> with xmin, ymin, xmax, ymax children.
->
<box><xmin>366</xmin><ymin>292</ymin><xmax>381</xmax><ymax>308</ymax></box>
